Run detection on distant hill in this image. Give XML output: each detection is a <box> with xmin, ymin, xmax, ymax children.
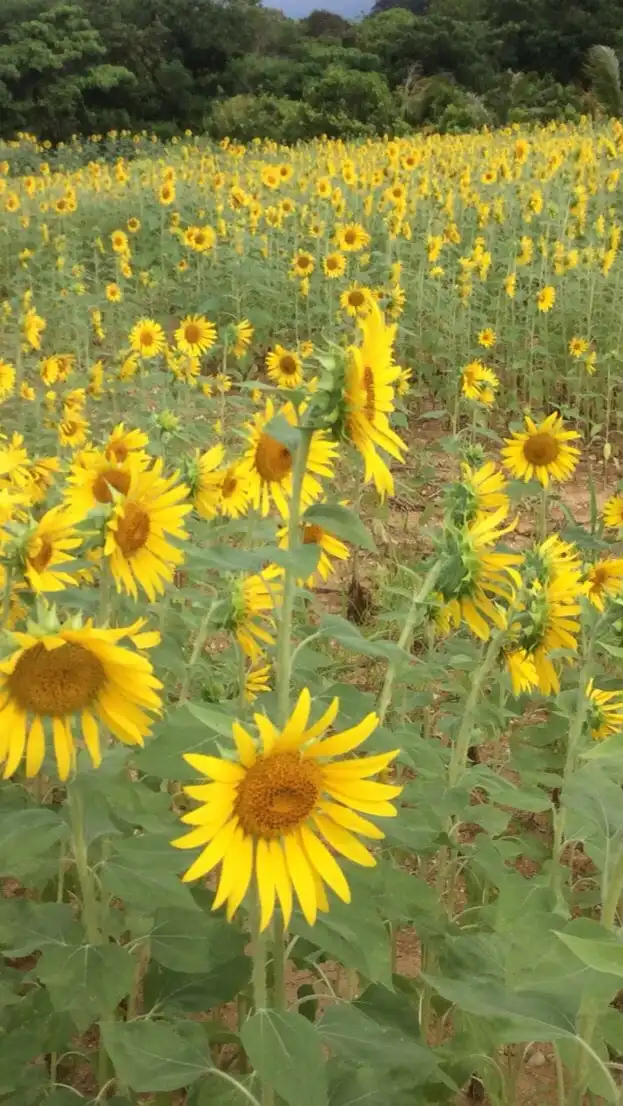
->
<box><xmin>270</xmin><ymin>0</ymin><xmax>369</xmax><ymax>18</ymax></box>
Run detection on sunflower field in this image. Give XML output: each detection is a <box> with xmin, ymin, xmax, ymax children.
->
<box><xmin>3</xmin><ymin>118</ymin><xmax>623</xmax><ymax>1106</ymax></box>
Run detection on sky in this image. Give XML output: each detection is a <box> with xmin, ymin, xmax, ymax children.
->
<box><xmin>272</xmin><ymin>0</ymin><xmax>369</xmax><ymax>18</ymax></box>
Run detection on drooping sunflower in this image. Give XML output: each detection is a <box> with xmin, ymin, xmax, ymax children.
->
<box><xmin>105</xmin><ymin>424</ymin><xmax>150</xmax><ymax>464</ymax></box>
<box><xmin>502</xmin><ymin>413</ymin><xmax>580</xmax><ymax>487</ymax></box>
<box><xmin>439</xmin><ymin>508</ymin><xmax>523</xmax><ymax>640</ymax></box>
<box><xmin>0</xmin><ymin>613</ymin><xmax>162</xmax><ymax>780</ymax></box>
<box><xmin>104</xmin><ymin>458</ymin><xmax>191</xmax><ymax>601</ymax></box>
<box><xmin>217</xmin><ymin>464</ymin><xmax>251</xmax><ymax>519</ymax></box>
<box><xmin>586</xmin><ymin>558</ymin><xmax>623</xmax><ymax>611</ymax></box>
<box><xmin>231</xmin><ymin>567</ymin><xmax>282</xmax><ymax>662</ymax></box>
<box><xmin>233</xmin><ymin>319</ymin><xmax>254</xmax><ymax>359</ymax></box>
<box><xmin>241</xmin><ymin>398</ymin><xmax>337</xmax><ymax>518</ymax></box>
<box><xmin>244</xmin><ymin>665</ymin><xmax>271</xmax><ymax>703</ymax></box>
<box><xmin>504</xmin><ymin>649</ymin><xmax>539</xmax><ymax>696</ymax></box>
<box><xmin>129</xmin><ymin>318</ymin><xmax>166</xmax><ymax>359</ymax></box>
<box><xmin>266</xmin><ymin>346</ymin><xmax>303</xmax><ymax>389</ymax></box>
<box><xmin>587</xmin><ymin>680</ymin><xmax>623</xmax><ymax>740</ymax></box>
<box><xmin>343</xmin><ymin>302</ymin><xmax>406</xmax><ymax>499</ymax></box>
<box><xmin>278</xmin><ymin>518</ymin><xmax>350</xmax><ymax>586</ymax></box>
<box><xmin>23</xmin><ymin>309</ymin><xmax>46</xmax><ymax>351</ymax></box>
<box><xmin>172</xmin><ymin>688</ymin><xmax>401</xmax><ymax>928</ymax></box>
<box><xmin>323</xmin><ymin>252</ymin><xmax>346</xmax><ymax>279</ymax></box>
<box><xmin>445</xmin><ymin>461</ymin><xmax>509</xmax><ymax>527</ymax></box>
<box><xmin>461</xmin><ymin>361</ymin><xmax>499</xmax><ymax>407</ymax></box>
<box><xmin>23</xmin><ymin>506</ymin><xmax>83</xmax><ymax>593</ymax></box>
<box><xmin>189</xmin><ymin>444</ymin><xmax>225</xmax><ymax>519</ymax></box>
<box><xmin>513</xmin><ymin>576</ymin><xmax>582</xmax><ymax>695</ymax></box>
<box><xmin>603</xmin><ymin>494</ymin><xmax>623</xmax><ymax>529</ymax></box>
<box><xmin>64</xmin><ymin>450</ymin><xmax>138</xmax><ymax>514</ymax></box>
<box><xmin>174</xmin><ymin>315</ymin><xmax>217</xmax><ymax>358</ymax></box>
<box><xmin>340</xmin><ymin>283</ymin><xmax>375</xmax><ymax>319</ymax></box>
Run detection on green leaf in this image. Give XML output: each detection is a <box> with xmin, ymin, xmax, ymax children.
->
<box><xmin>290</xmin><ymin>887</ymin><xmax>392</xmax><ymax>986</ymax></box>
<box><xmin>240</xmin><ymin>1010</ymin><xmax>327</xmax><ymax>1106</ymax></box>
<box><xmin>150</xmin><ymin>907</ymin><xmax>245</xmax><ymax>973</ymax></box>
<box><xmin>556</xmin><ymin>930</ymin><xmax>623</xmax><ymax>979</ymax></box>
<box><xmin>0</xmin><ymin>808</ymin><xmax>68</xmax><ymax>878</ymax></box>
<box><xmin>318</xmin><ymin>1003</ymin><xmax>441</xmax><ymax>1082</ymax></box>
<box><xmin>186</xmin><ymin>701</ymin><xmax>236</xmax><ymax>740</ymax></box>
<box><xmin>0</xmin><ymin>901</ymin><xmax>80</xmax><ymax>957</ymax></box>
<box><xmin>101</xmin><ymin>1018</ymin><xmax>210</xmax><ymax>1092</ymax></box>
<box><xmin>101</xmin><ymin>837</ymin><xmax>200</xmax><ymax>913</ymax></box>
<box><xmin>37</xmin><ymin>941</ymin><xmax>135</xmax><ymax>1030</ymax></box>
<box><xmin>303</xmin><ymin>503</ymin><xmax>375</xmax><ymax>551</ymax></box>
<box><xmin>144</xmin><ymin>956</ymin><xmax>251</xmax><ymax>1013</ymax></box>
<box><xmin>133</xmin><ymin>706</ymin><xmax>220</xmax><ymax>781</ymax></box>
<box><xmin>422</xmin><ymin>974</ymin><xmax>577</xmax><ymax>1041</ymax></box>
<box><xmin>318</xmin><ymin>614</ymin><xmax>406</xmax><ymax>663</ymax></box>
<box><xmin>191</xmin><ymin>1074</ymin><xmax>259</xmax><ymax>1106</ymax></box>
<box><xmin>263</xmin><ymin>414</ymin><xmax>301</xmax><ymax>452</ymax></box>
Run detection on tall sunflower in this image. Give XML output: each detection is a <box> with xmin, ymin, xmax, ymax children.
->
<box><xmin>172</xmin><ymin>688</ymin><xmax>401</xmax><ymax>929</ymax></box>
<box><xmin>445</xmin><ymin>461</ymin><xmax>509</xmax><ymax>526</ymax></box>
<box><xmin>129</xmin><ymin>318</ymin><xmax>166</xmax><ymax>359</ymax></box>
<box><xmin>603</xmin><ymin>494</ymin><xmax>623</xmax><ymax>529</ymax></box>
<box><xmin>513</xmin><ymin>576</ymin><xmax>581</xmax><ymax>695</ymax></box>
<box><xmin>278</xmin><ymin>519</ymin><xmax>349</xmax><ymax>586</ymax></box>
<box><xmin>0</xmin><ymin>613</ymin><xmax>161</xmax><ymax>780</ymax></box>
<box><xmin>343</xmin><ymin>302</ymin><xmax>406</xmax><ymax>499</ymax></box>
<box><xmin>265</xmin><ymin>346</ymin><xmax>303</xmax><ymax>389</ymax></box>
<box><xmin>231</xmin><ymin>567</ymin><xmax>282</xmax><ymax>663</ymax></box>
<box><xmin>188</xmin><ymin>445</ymin><xmax>225</xmax><ymax>519</ymax></box>
<box><xmin>23</xmin><ymin>506</ymin><xmax>83</xmax><ymax>593</ymax></box>
<box><xmin>241</xmin><ymin>399</ymin><xmax>337</xmax><ymax>518</ymax></box>
<box><xmin>340</xmin><ymin>284</ymin><xmax>374</xmax><ymax>319</ymax></box>
<box><xmin>439</xmin><ymin>508</ymin><xmax>523</xmax><ymax>640</ymax></box>
<box><xmin>233</xmin><ymin>319</ymin><xmax>254</xmax><ymax>359</ymax></box>
<box><xmin>587</xmin><ymin>680</ymin><xmax>623</xmax><ymax>740</ymax></box>
<box><xmin>104</xmin><ymin>459</ymin><xmax>191</xmax><ymax>601</ymax></box>
<box><xmin>461</xmin><ymin>361</ymin><xmax>499</xmax><ymax>407</ymax></box>
<box><xmin>217</xmin><ymin>464</ymin><xmax>251</xmax><ymax>519</ymax></box>
<box><xmin>65</xmin><ymin>450</ymin><xmax>138</xmax><ymax>514</ymax></box>
<box><xmin>586</xmin><ymin>558</ymin><xmax>623</xmax><ymax>611</ymax></box>
<box><xmin>174</xmin><ymin>315</ymin><xmax>217</xmax><ymax>358</ymax></box>
<box><xmin>502</xmin><ymin>413</ymin><xmax>580</xmax><ymax>487</ymax></box>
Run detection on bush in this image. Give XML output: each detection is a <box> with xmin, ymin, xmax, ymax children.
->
<box><xmin>207</xmin><ymin>94</ymin><xmax>324</xmax><ymax>144</ymax></box>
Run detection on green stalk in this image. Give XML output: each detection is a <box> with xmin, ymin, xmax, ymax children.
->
<box><xmin>377</xmin><ymin>560</ymin><xmax>443</xmax><ymax>725</ymax></box>
<box><xmin>448</xmin><ymin>627</ymin><xmax>507</xmax><ymax>790</ymax></box>
<box><xmin>178</xmin><ymin>606</ymin><xmax>214</xmax><ymax>704</ymax></box>
<box><xmin>538</xmin><ymin>485</ymin><xmax>548</xmax><ymax>543</ymax></box>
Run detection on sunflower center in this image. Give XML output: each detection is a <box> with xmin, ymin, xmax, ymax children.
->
<box><xmin>235</xmin><ymin>752</ymin><xmax>320</xmax><ymax>838</ymax></box>
<box><xmin>279</xmin><ymin>356</ymin><xmax>298</xmax><ymax>376</ymax></box>
<box><xmin>362</xmin><ymin>365</ymin><xmax>376</xmax><ymax>418</ymax></box>
<box><xmin>28</xmin><ymin>537</ymin><xmax>53</xmax><ymax>572</ymax></box>
<box><xmin>115</xmin><ymin>501</ymin><xmax>150</xmax><ymax>554</ymax></box>
<box><xmin>221</xmin><ymin>472</ymin><xmax>238</xmax><ymax>497</ymax></box>
<box><xmin>8</xmin><ymin>642</ymin><xmax>105</xmax><ymax>716</ymax></box>
<box><xmin>523</xmin><ymin>432</ymin><xmax>560</xmax><ymax>466</ymax></box>
<box><xmin>344</xmin><ymin>230</ymin><xmax>356</xmax><ymax>244</ymax></box>
<box><xmin>92</xmin><ymin>467</ymin><xmax>131</xmax><ymax>504</ymax></box>
<box><xmin>140</xmin><ymin>330</ymin><xmax>155</xmax><ymax>348</ymax></box>
<box><xmin>297</xmin><ymin>256</ymin><xmax>311</xmax><ymax>269</ymax></box>
<box><xmin>591</xmin><ymin>565</ymin><xmax>609</xmax><ymax>587</ymax></box>
<box><xmin>303</xmin><ymin>523</ymin><xmax>323</xmax><ymax>544</ymax></box>
<box><xmin>349</xmin><ymin>290</ymin><xmax>365</xmax><ymax>307</ymax></box>
<box><xmin>254</xmin><ymin>433</ymin><xmax>293</xmax><ymax>482</ymax></box>
<box><xmin>184</xmin><ymin>323</ymin><xmax>201</xmax><ymax>344</ymax></box>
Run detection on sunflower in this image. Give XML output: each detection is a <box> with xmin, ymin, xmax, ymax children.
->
<box><xmin>343</xmin><ymin>302</ymin><xmax>406</xmax><ymax>499</ymax></box>
<box><xmin>231</xmin><ymin>567</ymin><xmax>282</xmax><ymax>662</ymax></box>
<box><xmin>58</xmin><ymin>413</ymin><xmax>89</xmax><ymax>449</ymax></box>
<box><xmin>586</xmin><ymin>558</ymin><xmax>623</xmax><ymax>611</ymax></box>
<box><xmin>241</xmin><ymin>398</ymin><xmax>337</xmax><ymax>518</ymax></box>
<box><xmin>189</xmin><ymin>444</ymin><xmax>225</xmax><ymax>519</ymax></box>
<box><xmin>64</xmin><ymin>450</ymin><xmax>137</xmax><ymax>513</ymax></box>
<box><xmin>24</xmin><ymin>454</ymin><xmax>61</xmax><ymax>505</ymax></box>
<box><xmin>0</xmin><ymin>614</ymin><xmax>161</xmax><ymax>780</ymax></box>
<box><xmin>323</xmin><ymin>252</ymin><xmax>346</xmax><ymax>279</ymax></box>
<box><xmin>22</xmin><ymin>507</ymin><xmax>83</xmax><ymax>593</ymax></box>
<box><xmin>439</xmin><ymin>508</ymin><xmax>523</xmax><ymax>640</ymax></box>
<box><xmin>477</xmin><ymin>328</ymin><xmax>496</xmax><ymax>349</ymax></box>
<box><xmin>0</xmin><ymin>360</ymin><xmax>15</xmax><ymax>400</ymax></box>
<box><xmin>504</xmin><ymin>272</ymin><xmax>517</xmax><ymax>298</ymax></box>
<box><xmin>461</xmin><ymin>361</ymin><xmax>499</xmax><ymax>407</ymax></box>
<box><xmin>233</xmin><ymin>319</ymin><xmax>254</xmax><ymax>358</ymax></box>
<box><xmin>111</xmin><ymin>229</ymin><xmax>129</xmax><ymax>254</ymax></box>
<box><xmin>105</xmin><ymin>424</ymin><xmax>149</xmax><ymax>464</ymax></box>
<box><xmin>172</xmin><ymin>688</ymin><xmax>401</xmax><ymax>928</ymax></box>
<box><xmin>569</xmin><ymin>336</ymin><xmax>588</xmax><ymax>358</ymax></box>
<box><xmin>106</xmin><ymin>282</ymin><xmax>122</xmax><ymax>303</ymax></box>
<box><xmin>445</xmin><ymin>461</ymin><xmax>509</xmax><ymax>526</ymax></box>
<box><xmin>175</xmin><ymin>315</ymin><xmax>217</xmax><ymax>358</ymax></box>
<box><xmin>278</xmin><ymin>518</ymin><xmax>350</xmax><ymax>586</ymax></box>
<box><xmin>587</xmin><ymin>680</ymin><xmax>623</xmax><ymax>740</ymax></box>
<box><xmin>340</xmin><ymin>284</ymin><xmax>374</xmax><ymax>319</ymax></box>
<box><xmin>502</xmin><ymin>413</ymin><xmax>580</xmax><ymax>487</ymax></box>
<box><xmin>337</xmin><ymin>223</ymin><xmax>370</xmax><ymax>252</ymax></box>
<box><xmin>291</xmin><ymin>251</ymin><xmax>315</xmax><ymax>278</ymax></box>
<box><xmin>513</xmin><ymin>576</ymin><xmax>581</xmax><ymax>695</ymax></box>
<box><xmin>603</xmin><ymin>494</ymin><xmax>623</xmax><ymax>529</ymax></box>
<box><xmin>504</xmin><ymin>649</ymin><xmax>539</xmax><ymax>696</ymax></box>
<box><xmin>127</xmin><ymin>217</ymin><xmax>141</xmax><ymax>234</ymax></box>
<box><xmin>266</xmin><ymin>346</ymin><xmax>303</xmax><ymax>389</ymax></box>
<box><xmin>104</xmin><ymin>458</ymin><xmax>191</xmax><ymax>601</ymax></box>
<box><xmin>129</xmin><ymin>318</ymin><xmax>166</xmax><ymax>359</ymax></box>
<box><xmin>536</xmin><ymin>285</ymin><xmax>556</xmax><ymax>312</ymax></box>
<box><xmin>159</xmin><ymin>182</ymin><xmax>176</xmax><ymax>206</ymax></box>
<box><xmin>23</xmin><ymin>309</ymin><xmax>46</xmax><ymax>351</ymax></box>
<box><xmin>217</xmin><ymin>464</ymin><xmax>251</xmax><ymax>519</ymax></box>
<box><xmin>244</xmin><ymin>665</ymin><xmax>271</xmax><ymax>702</ymax></box>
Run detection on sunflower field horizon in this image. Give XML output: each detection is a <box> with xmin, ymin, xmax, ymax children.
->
<box><xmin>2</xmin><ymin>121</ymin><xmax>623</xmax><ymax>1106</ymax></box>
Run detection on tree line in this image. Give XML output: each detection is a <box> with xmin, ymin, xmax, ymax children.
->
<box><xmin>1</xmin><ymin>0</ymin><xmax>623</xmax><ymax>144</ymax></box>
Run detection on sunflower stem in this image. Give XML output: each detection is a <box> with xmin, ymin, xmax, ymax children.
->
<box><xmin>377</xmin><ymin>559</ymin><xmax>443</xmax><ymax>725</ymax></box>
<box><xmin>448</xmin><ymin>627</ymin><xmax>506</xmax><ymax>790</ymax></box>
<box><xmin>179</xmin><ymin>605</ymin><xmax>214</xmax><ymax>703</ymax></box>
<box><xmin>538</xmin><ymin>484</ymin><xmax>548</xmax><ymax>542</ymax></box>
<box><xmin>271</xmin><ymin>912</ymin><xmax>287</xmax><ymax>1011</ymax></box>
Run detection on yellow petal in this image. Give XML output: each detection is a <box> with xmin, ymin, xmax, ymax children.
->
<box><xmin>25</xmin><ymin>716</ymin><xmax>45</xmax><ymax>778</ymax></box>
<box><xmin>180</xmin><ymin>818</ymin><xmax>238</xmax><ymax>881</ymax></box>
<box><xmin>283</xmin><ymin>831</ymin><xmax>317</xmax><ymax>925</ymax></box>
<box><xmin>269</xmin><ymin>839</ymin><xmax>293</xmax><ymax>927</ymax></box>
<box><xmin>318</xmin><ymin>800</ymin><xmax>386</xmax><ymax>839</ymax></box>
<box><xmin>225</xmin><ymin>834</ymin><xmax>254</xmax><ymax>921</ymax></box>
<box><xmin>299</xmin><ymin>824</ymin><xmax>350</xmax><ymax>903</ymax></box>
<box><xmin>274</xmin><ymin>688</ymin><xmax>311</xmax><ymax>751</ymax></box>
<box><xmin>313</xmin><ymin>814</ymin><xmax>376</xmax><ymax>867</ymax></box>
<box><xmin>301</xmin><ymin>697</ymin><xmax>340</xmax><ymax>745</ymax></box>
<box><xmin>304</xmin><ymin>712</ymin><xmax>378</xmax><ymax>759</ymax></box>
<box><xmin>183</xmin><ymin>754</ymin><xmax>245</xmax><ymax>782</ymax></box>
<box><xmin>232</xmin><ymin>722</ymin><xmax>257</xmax><ymax>768</ymax></box>
<box><xmin>3</xmin><ymin>707</ymin><xmax>26</xmax><ymax>778</ymax></box>
<box><xmin>53</xmin><ymin>716</ymin><xmax>73</xmax><ymax>781</ymax></box>
<box><xmin>323</xmin><ymin>750</ymin><xmax>399</xmax><ymax>779</ymax></box>
<box><xmin>81</xmin><ymin>711</ymin><xmax>101</xmax><ymax>768</ymax></box>
<box><xmin>212</xmin><ymin>827</ymin><xmax>243</xmax><ymax>911</ymax></box>
<box><xmin>256</xmin><ymin>838</ymin><xmax>276</xmax><ymax>932</ymax></box>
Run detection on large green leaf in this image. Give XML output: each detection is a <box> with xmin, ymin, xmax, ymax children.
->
<box><xmin>133</xmin><ymin>705</ymin><xmax>220</xmax><ymax>780</ymax></box>
<box><xmin>240</xmin><ymin>1010</ymin><xmax>327</xmax><ymax>1106</ymax></box>
<box><xmin>422</xmin><ymin>973</ymin><xmax>577</xmax><ymax>1042</ymax></box>
<box><xmin>318</xmin><ymin>1003</ymin><xmax>442</xmax><ymax>1083</ymax></box>
<box><xmin>303</xmin><ymin>502</ymin><xmax>375</xmax><ymax>551</ymax></box>
<box><xmin>0</xmin><ymin>901</ymin><xmax>80</xmax><ymax>957</ymax></box>
<box><xmin>290</xmin><ymin>888</ymin><xmax>392</xmax><ymax>986</ymax></box>
<box><xmin>150</xmin><ymin>907</ymin><xmax>246</xmax><ymax>973</ymax></box>
<box><xmin>556</xmin><ymin>930</ymin><xmax>623</xmax><ymax>979</ymax></box>
<box><xmin>101</xmin><ymin>1018</ymin><xmax>210</xmax><ymax>1092</ymax></box>
<box><xmin>318</xmin><ymin>614</ymin><xmax>406</xmax><ymax>663</ymax></box>
<box><xmin>101</xmin><ymin>837</ymin><xmax>200</xmax><ymax>913</ymax></box>
<box><xmin>0</xmin><ymin>808</ymin><xmax>68</xmax><ymax>879</ymax></box>
<box><xmin>37</xmin><ymin>941</ymin><xmax>135</xmax><ymax>1029</ymax></box>
<box><xmin>144</xmin><ymin>956</ymin><xmax>251</xmax><ymax>1013</ymax></box>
